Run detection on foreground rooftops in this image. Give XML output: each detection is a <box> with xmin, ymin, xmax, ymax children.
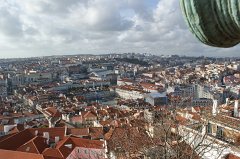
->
<box><xmin>0</xmin><ymin>127</ymin><xmax>106</xmax><ymax>159</ymax></box>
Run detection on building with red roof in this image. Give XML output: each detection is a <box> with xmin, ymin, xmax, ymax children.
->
<box><xmin>0</xmin><ymin>127</ymin><xmax>107</xmax><ymax>159</ymax></box>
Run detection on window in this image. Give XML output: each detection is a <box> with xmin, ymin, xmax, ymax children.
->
<box><xmin>64</xmin><ymin>144</ymin><xmax>72</xmax><ymax>149</ymax></box>
<box><xmin>216</xmin><ymin>126</ymin><xmax>224</xmax><ymax>139</ymax></box>
<box><xmin>231</xmin><ymin>110</ymin><xmax>234</xmax><ymax>117</ymax></box>
<box><xmin>207</xmin><ymin>123</ymin><xmax>212</xmax><ymax>134</ymax></box>
<box><xmin>26</xmin><ymin>147</ymin><xmax>30</xmax><ymax>152</ymax></box>
<box><xmin>55</xmin><ymin>136</ymin><xmax>60</xmax><ymax>143</ymax></box>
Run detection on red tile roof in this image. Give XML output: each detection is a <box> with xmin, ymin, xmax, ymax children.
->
<box><xmin>0</xmin><ymin>127</ymin><xmax>105</xmax><ymax>159</ymax></box>
<box><xmin>28</xmin><ymin>127</ymin><xmax>66</xmax><ymax>141</ymax></box>
<box><xmin>70</xmin><ymin>115</ymin><xmax>82</xmax><ymax>122</ymax></box>
<box><xmin>8</xmin><ymin>124</ymin><xmax>25</xmax><ymax>134</ymax></box>
<box><xmin>70</xmin><ymin>137</ymin><xmax>104</xmax><ymax>149</ymax></box>
<box><xmin>82</xmin><ymin>111</ymin><xmax>97</xmax><ymax>119</ymax></box>
<box><xmin>176</xmin><ymin>115</ymin><xmax>188</xmax><ymax>125</ymax></box>
<box><xmin>89</xmin><ymin>127</ymin><xmax>104</xmax><ymax>139</ymax></box>
<box><xmin>17</xmin><ymin>136</ymin><xmax>48</xmax><ymax>154</ymax></box>
<box><xmin>225</xmin><ymin>154</ymin><xmax>240</xmax><ymax>159</ymax></box>
<box><xmin>42</xmin><ymin>148</ymin><xmax>64</xmax><ymax>159</ymax></box>
<box><xmin>0</xmin><ymin>129</ymin><xmax>34</xmax><ymax>150</ymax></box>
<box><xmin>17</xmin><ymin>137</ymin><xmax>41</xmax><ymax>154</ymax></box>
<box><xmin>0</xmin><ymin>149</ymin><xmax>44</xmax><ymax>159</ymax></box>
<box><xmin>67</xmin><ymin>128</ymin><xmax>89</xmax><ymax>137</ymax></box>
<box><xmin>0</xmin><ymin>133</ymin><xmax>16</xmax><ymax>142</ymax></box>
<box><xmin>43</xmin><ymin>107</ymin><xmax>62</xmax><ymax>118</ymax></box>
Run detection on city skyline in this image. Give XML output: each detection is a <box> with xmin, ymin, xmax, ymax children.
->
<box><xmin>0</xmin><ymin>0</ymin><xmax>239</xmax><ymax>58</ymax></box>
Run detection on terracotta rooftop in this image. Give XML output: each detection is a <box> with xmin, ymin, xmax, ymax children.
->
<box><xmin>81</xmin><ymin>111</ymin><xmax>97</xmax><ymax>119</ymax></box>
<box><xmin>28</xmin><ymin>127</ymin><xmax>66</xmax><ymax>141</ymax></box>
<box><xmin>67</xmin><ymin>128</ymin><xmax>89</xmax><ymax>137</ymax></box>
<box><xmin>225</xmin><ymin>154</ymin><xmax>240</xmax><ymax>159</ymax></box>
<box><xmin>89</xmin><ymin>127</ymin><xmax>104</xmax><ymax>139</ymax></box>
<box><xmin>43</xmin><ymin>107</ymin><xmax>62</xmax><ymax>118</ymax></box>
<box><xmin>176</xmin><ymin>115</ymin><xmax>188</xmax><ymax>125</ymax></box>
<box><xmin>42</xmin><ymin>148</ymin><xmax>64</xmax><ymax>159</ymax></box>
<box><xmin>0</xmin><ymin>133</ymin><xmax>17</xmax><ymax>142</ymax></box>
<box><xmin>0</xmin><ymin>129</ymin><xmax>34</xmax><ymax>150</ymax></box>
<box><xmin>70</xmin><ymin>137</ymin><xmax>104</xmax><ymax>149</ymax></box>
<box><xmin>0</xmin><ymin>127</ymin><xmax>106</xmax><ymax>159</ymax></box>
<box><xmin>17</xmin><ymin>136</ymin><xmax>48</xmax><ymax>154</ymax></box>
<box><xmin>0</xmin><ymin>149</ymin><xmax>44</xmax><ymax>159</ymax></box>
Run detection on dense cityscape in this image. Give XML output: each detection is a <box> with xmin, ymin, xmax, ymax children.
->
<box><xmin>0</xmin><ymin>53</ymin><xmax>238</xmax><ymax>158</ymax></box>
<box><xmin>0</xmin><ymin>0</ymin><xmax>240</xmax><ymax>158</ymax></box>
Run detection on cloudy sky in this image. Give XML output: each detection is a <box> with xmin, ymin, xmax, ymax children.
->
<box><xmin>0</xmin><ymin>0</ymin><xmax>239</xmax><ymax>58</ymax></box>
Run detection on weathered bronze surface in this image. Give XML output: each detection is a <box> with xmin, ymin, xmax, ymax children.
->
<box><xmin>180</xmin><ymin>0</ymin><xmax>240</xmax><ymax>48</ymax></box>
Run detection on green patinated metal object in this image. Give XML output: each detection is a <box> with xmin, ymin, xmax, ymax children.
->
<box><xmin>180</xmin><ymin>0</ymin><xmax>240</xmax><ymax>48</ymax></box>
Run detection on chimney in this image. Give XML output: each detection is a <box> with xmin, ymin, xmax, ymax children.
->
<box><xmin>43</xmin><ymin>132</ymin><xmax>49</xmax><ymax>139</ymax></box>
<box><xmin>212</xmin><ymin>100</ymin><xmax>218</xmax><ymax>116</ymax></box>
<box><xmin>225</xmin><ymin>98</ymin><xmax>229</xmax><ymax>106</ymax></box>
<box><xmin>55</xmin><ymin>136</ymin><xmax>60</xmax><ymax>144</ymax></box>
<box><xmin>64</xmin><ymin>126</ymin><xmax>67</xmax><ymax>136</ymax></box>
<box><xmin>234</xmin><ymin>100</ymin><xmax>239</xmax><ymax>117</ymax></box>
<box><xmin>43</xmin><ymin>132</ymin><xmax>50</xmax><ymax>145</ymax></box>
<box><xmin>88</xmin><ymin>127</ymin><xmax>90</xmax><ymax>134</ymax></box>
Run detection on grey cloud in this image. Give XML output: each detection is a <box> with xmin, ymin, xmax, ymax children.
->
<box><xmin>0</xmin><ymin>0</ymin><xmax>239</xmax><ymax>58</ymax></box>
<box><xmin>83</xmin><ymin>1</ymin><xmax>134</xmax><ymax>31</ymax></box>
<box><xmin>92</xmin><ymin>18</ymin><xmax>134</xmax><ymax>32</ymax></box>
<box><xmin>127</xmin><ymin>0</ymin><xmax>154</xmax><ymax>21</ymax></box>
<box><xmin>20</xmin><ymin>0</ymin><xmax>86</xmax><ymax>16</ymax></box>
<box><xmin>0</xmin><ymin>9</ymin><xmax>23</xmax><ymax>37</ymax></box>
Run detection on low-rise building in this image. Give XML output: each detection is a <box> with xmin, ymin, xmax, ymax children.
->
<box><xmin>145</xmin><ymin>92</ymin><xmax>168</xmax><ymax>106</ymax></box>
<box><xmin>115</xmin><ymin>85</ymin><xmax>145</xmax><ymax>100</ymax></box>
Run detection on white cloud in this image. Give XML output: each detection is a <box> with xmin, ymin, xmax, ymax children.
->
<box><xmin>0</xmin><ymin>0</ymin><xmax>238</xmax><ymax>58</ymax></box>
